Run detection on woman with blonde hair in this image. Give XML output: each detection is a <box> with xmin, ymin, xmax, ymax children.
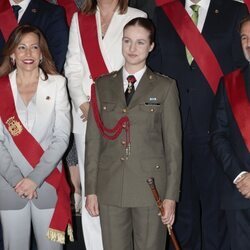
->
<box><xmin>64</xmin><ymin>0</ymin><xmax>146</xmax><ymax>249</ymax></box>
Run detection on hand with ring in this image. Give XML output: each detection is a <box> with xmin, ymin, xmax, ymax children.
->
<box><xmin>21</xmin><ymin>193</ymin><xmax>28</xmax><ymax>199</ymax></box>
<box><xmin>15</xmin><ymin>178</ymin><xmax>38</xmax><ymax>199</ymax></box>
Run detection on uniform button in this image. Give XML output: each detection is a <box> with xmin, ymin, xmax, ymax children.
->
<box><xmin>122</xmin><ymin>108</ymin><xmax>127</xmax><ymax>113</ymax></box>
<box><xmin>103</xmin><ymin>106</ymin><xmax>107</xmax><ymax>110</ymax></box>
<box><xmin>150</xmin><ymin>108</ymin><xmax>154</xmax><ymax>112</ymax></box>
<box><xmin>120</xmin><ymin>157</ymin><xmax>125</xmax><ymax>161</ymax></box>
<box><xmin>207</xmin><ymin>130</ymin><xmax>210</xmax><ymax>134</ymax></box>
<box><xmin>122</xmin><ymin>123</ymin><xmax>126</xmax><ymax>128</ymax></box>
<box><xmin>155</xmin><ymin>165</ymin><xmax>160</xmax><ymax>169</ymax></box>
<box><xmin>121</xmin><ymin>140</ymin><xmax>126</xmax><ymax>145</ymax></box>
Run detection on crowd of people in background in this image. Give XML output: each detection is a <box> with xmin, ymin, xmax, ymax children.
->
<box><xmin>0</xmin><ymin>0</ymin><xmax>250</xmax><ymax>250</ymax></box>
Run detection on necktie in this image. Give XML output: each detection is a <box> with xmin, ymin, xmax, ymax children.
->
<box><xmin>125</xmin><ymin>75</ymin><xmax>136</xmax><ymax>105</ymax></box>
<box><xmin>186</xmin><ymin>4</ymin><xmax>200</xmax><ymax>65</ymax></box>
<box><xmin>12</xmin><ymin>5</ymin><xmax>21</xmax><ymax>21</ymax></box>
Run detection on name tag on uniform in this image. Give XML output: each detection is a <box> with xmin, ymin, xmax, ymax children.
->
<box><xmin>145</xmin><ymin>97</ymin><xmax>160</xmax><ymax>106</ymax></box>
<box><xmin>145</xmin><ymin>102</ymin><xmax>160</xmax><ymax>106</ymax></box>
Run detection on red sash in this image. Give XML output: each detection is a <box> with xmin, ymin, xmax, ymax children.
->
<box><xmin>78</xmin><ymin>12</ymin><xmax>109</xmax><ymax>80</ymax></box>
<box><xmin>56</xmin><ymin>0</ymin><xmax>78</xmax><ymax>26</ymax></box>
<box><xmin>77</xmin><ymin>13</ymin><xmax>130</xmax><ymax>149</ymax></box>
<box><xmin>0</xmin><ymin>75</ymin><xmax>73</xmax><ymax>243</ymax></box>
<box><xmin>244</xmin><ymin>0</ymin><xmax>250</xmax><ymax>12</ymax></box>
<box><xmin>156</xmin><ymin>0</ymin><xmax>223</xmax><ymax>94</ymax></box>
<box><xmin>224</xmin><ymin>69</ymin><xmax>250</xmax><ymax>152</ymax></box>
<box><xmin>0</xmin><ymin>0</ymin><xmax>18</xmax><ymax>40</ymax></box>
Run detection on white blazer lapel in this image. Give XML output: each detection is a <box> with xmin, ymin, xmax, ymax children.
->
<box><xmin>96</xmin><ymin>9</ymin><xmax>125</xmax><ymax>72</ymax></box>
<box><xmin>9</xmin><ymin>70</ymin><xmax>18</xmax><ymax>107</ymax></box>
<box><xmin>31</xmin><ymin>73</ymin><xmax>56</xmax><ymax>141</ymax></box>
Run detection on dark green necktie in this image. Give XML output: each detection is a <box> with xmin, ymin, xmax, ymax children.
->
<box><xmin>186</xmin><ymin>4</ymin><xmax>200</xmax><ymax>65</ymax></box>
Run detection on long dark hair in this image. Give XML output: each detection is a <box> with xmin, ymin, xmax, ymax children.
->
<box><xmin>0</xmin><ymin>25</ymin><xmax>57</xmax><ymax>79</ymax></box>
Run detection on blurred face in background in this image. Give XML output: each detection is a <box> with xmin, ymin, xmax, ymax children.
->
<box><xmin>241</xmin><ymin>20</ymin><xmax>250</xmax><ymax>62</ymax></box>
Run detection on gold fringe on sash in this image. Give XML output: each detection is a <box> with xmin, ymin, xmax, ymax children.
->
<box><xmin>47</xmin><ymin>224</ymin><xmax>74</xmax><ymax>244</ymax></box>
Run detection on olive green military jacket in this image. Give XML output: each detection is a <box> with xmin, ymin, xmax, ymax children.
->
<box><xmin>85</xmin><ymin>67</ymin><xmax>182</xmax><ymax>207</ymax></box>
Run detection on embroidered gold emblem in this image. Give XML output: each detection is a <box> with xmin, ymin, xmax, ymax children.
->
<box><xmin>6</xmin><ymin>117</ymin><xmax>23</xmax><ymax>136</ymax></box>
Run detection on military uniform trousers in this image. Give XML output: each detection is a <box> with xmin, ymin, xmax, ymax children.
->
<box><xmin>99</xmin><ymin>204</ymin><xmax>167</xmax><ymax>250</ymax></box>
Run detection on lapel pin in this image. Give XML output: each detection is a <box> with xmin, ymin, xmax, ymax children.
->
<box><xmin>46</xmin><ymin>96</ymin><xmax>51</xmax><ymax>100</ymax></box>
<box><xmin>32</xmin><ymin>8</ymin><xmax>37</xmax><ymax>13</ymax></box>
<box><xmin>215</xmin><ymin>9</ymin><xmax>219</xmax><ymax>14</ymax></box>
<box><xmin>149</xmin><ymin>75</ymin><xmax>153</xmax><ymax>80</ymax></box>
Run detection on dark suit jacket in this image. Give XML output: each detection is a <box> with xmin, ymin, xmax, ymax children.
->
<box><xmin>129</xmin><ymin>0</ymin><xmax>156</xmax><ymax>19</ymax></box>
<box><xmin>211</xmin><ymin>64</ymin><xmax>250</xmax><ymax>210</ymax></box>
<box><xmin>0</xmin><ymin>0</ymin><xmax>68</xmax><ymax>72</ymax></box>
<box><xmin>85</xmin><ymin>68</ymin><xmax>182</xmax><ymax>207</ymax></box>
<box><xmin>149</xmin><ymin>0</ymin><xmax>248</xmax><ymax>139</ymax></box>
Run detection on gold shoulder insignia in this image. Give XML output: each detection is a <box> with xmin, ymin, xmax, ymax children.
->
<box><xmin>110</xmin><ymin>71</ymin><xmax>117</xmax><ymax>78</ymax></box>
<box><xmin>96</xmin><ymin>71</ymin><xmax>118</xmax><ymax>81</ymax></box>
<box><xmin>155</xmin><ymin>72</ymin><xmax>169</xmax><ymax>78</ymax></box>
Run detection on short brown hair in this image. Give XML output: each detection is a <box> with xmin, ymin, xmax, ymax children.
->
<box><xmin>0</xmin><ymin>25</ymin><xmax>57</xmax><ymax>79</ymax></box>
<box><xmin>81</xmin><ymin>0</ymin><xmax>128</xmax><ymax>15</ymax></box>
<box><xmin>239</xmin><ymin>14</ymin><xmax>250</xmax><ymax>33</ymax></box>
<box><xmin>123</xmin><ymin>17</ymin><xmax>155</xmax><ymax>44</ymax></box>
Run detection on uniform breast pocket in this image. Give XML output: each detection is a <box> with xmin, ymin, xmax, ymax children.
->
<box><xmin>138</xmin><ymin>104</ymin><xmax>162</xmax><ymax>131</ymax></box>
<box><xmin>101</xmin><ymin>102</ymin><xmax>117</xmax><ymax>125</ymax></box>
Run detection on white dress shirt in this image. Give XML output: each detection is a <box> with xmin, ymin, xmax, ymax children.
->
<box><xmin>16</xmin><ymin>91</ymin><xmax>36</xmax><ymax>133</ymax></box>
<box><xmin>122</xmin><ymin>66</ymin><xmax>146</xmax><ymax>92</ymax></box>
<box><xmin>185</xmin><ymin>0</ymin><xmax>211</xmax><ymax>32</ymax></box>
<box><xmin>9</xmin><ymin>0</ymin><xmax>31</xmax><ymax>22</ymax></box>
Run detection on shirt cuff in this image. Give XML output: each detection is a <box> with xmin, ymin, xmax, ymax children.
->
<box><xmin>233</xmin><ymin>171</ymin><xmax>248</xmax><ymax>184</ymax></box>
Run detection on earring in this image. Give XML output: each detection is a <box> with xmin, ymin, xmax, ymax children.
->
<box><xmin>39</xmin><ymin>58</ymin><xmax>43</xmax><ymax>64</ymax></box>
<box><xmin>10</xmin><ymin>57</ymin><xmax>15</xmax><ymax>66</ymax></box>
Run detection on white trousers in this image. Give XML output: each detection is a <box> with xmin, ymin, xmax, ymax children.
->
<box><xmin>74</xmin><ymin>133</ymin><xmax>103</xmax><ymax>250</ymax></box>
<box><xmin>0</xmin><ymin>202</ymin><xmax>62</xmax><ymax>250</ymax></box>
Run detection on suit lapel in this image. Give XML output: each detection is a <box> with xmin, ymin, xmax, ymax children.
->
<box><xmin>9</xmin><ymin>70</ymin><xmax>18</xmax><ymax>106</ymax></box>
<box><xmin>128</xmin><ymin>68</ymin><xmax>155</xmax><ymax>109</ymax></box>
<box><xmin>98</xmin><ymin>9</ymin><xmax>124</xmax><ymax>70</ymax></box>
<box><xmin>108</xmin><ymin>68</ymin><xmax>156</xmax><ymax>109</ymax></box>
<box><xmin>242</xmin><ymin>63</ymin><xmax>250</xmax><ymax>101</ymax></box>
<box><xmin>31</xmin><ymin>73</ymin><xmax>55</xmax><ymax>135</ymax></box>
<box><xmin>202</xmin><ymin>0</ymin><xmax>223</xmax><ymax>38</ymax></box>
<box><xmin>20</xmin><ymin>0</ymin><xmax>38</xmax><ymax>25</ymax></box>
<box><xmin>109</xmin><ymin>69</ymin><xmax>127</xmax><ymax>107</ymax></box>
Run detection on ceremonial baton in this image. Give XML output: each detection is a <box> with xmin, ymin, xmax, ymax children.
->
<box><xmin>147</xmin><ymin>177</ymin><xmax>180</xmax><ymax>250</ymax></box>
